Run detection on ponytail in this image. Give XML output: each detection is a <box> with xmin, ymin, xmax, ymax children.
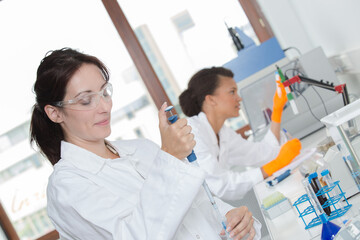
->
<box><xmin>30</xmin><ymin>104</ymin><xmax>63</xmax><ymax>165</ymax></box>
<box><xmin>179</xmin><ymin>89</ymin><xmax>201</xmax><ymax>117</ymax></box>
<box><xmin>179</xmin><ymin>67</ymin><xmax>234</xmax><ymax>117</ymax></box>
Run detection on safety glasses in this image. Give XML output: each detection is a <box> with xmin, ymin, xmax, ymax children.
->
<box><xmin>53</xmin><ymin>82</ymin><xmax>113</xmax><ymax>111</ymax></box>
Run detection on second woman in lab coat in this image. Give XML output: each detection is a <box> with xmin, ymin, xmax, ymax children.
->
<box><xmin>179</xmin><ymin>67</ymin><xmax>301</xmax><ymax>200</ymax></box>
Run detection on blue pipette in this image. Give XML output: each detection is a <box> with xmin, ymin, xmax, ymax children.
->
<box><xmin>165</xmin><ymin>106</ymin><xmax>232</xmax><ymax>240</ymax></box>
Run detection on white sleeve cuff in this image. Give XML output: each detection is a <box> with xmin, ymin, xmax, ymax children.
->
<box><xmin>247</xmin><ymin>168</ymin><xmax>265</xmax><ymax>186</ymax></box>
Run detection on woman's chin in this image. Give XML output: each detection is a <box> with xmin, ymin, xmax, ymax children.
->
<box><xmin>228</xmin><ymin>112</ymin><xmax>240</xmax><ymax>119</ymax></box>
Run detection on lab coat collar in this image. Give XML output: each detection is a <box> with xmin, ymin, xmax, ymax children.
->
<box><xmin>107</xmin><ymin>141</ymin><xmax>137</xmax><ymax>156</ymax></box>
<box><xmin>60</xmin><ymin>140</ymin><xmax>137</xmax><ymax>174</ymax></box>
<box><xmin>198</xmin><ymin>112</ymin><xmax>227</xmax><ymax>145</ymax></box>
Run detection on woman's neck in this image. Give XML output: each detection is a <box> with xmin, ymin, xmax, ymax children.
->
<box><xmin>204</xmin><ymin>111</ymin><xmax>226</xmax><ymax>135</ymax></box>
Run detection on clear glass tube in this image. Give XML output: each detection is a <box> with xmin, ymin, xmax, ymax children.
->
<box><xmin>321</xmin><ymin>169</ymin><xmax>345</xmax><ymax>211</ymax></box>
<box><xmin>302</xmin><ymin>178</ymin><xmax>328</xmax><ymax>223</ymax></box>
<box><xmin>191</xmin><ymin>161</ymin><xmax>232</xmax><ymax>240</ymax></box>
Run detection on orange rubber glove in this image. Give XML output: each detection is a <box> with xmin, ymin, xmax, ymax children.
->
<box><xmin>271</xmin><ymin>80</ymin><xmax>287</xmax><ymax>123</ymax></box>
<box><xmin>262</xmin><ymin>138</ymin><xmax>302</xmax><ymax>176</ymax></box>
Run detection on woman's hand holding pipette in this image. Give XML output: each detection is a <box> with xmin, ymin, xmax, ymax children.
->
<box><xmin>159</xmin><ymin>102</ymin><xmax>195</xmax><ymax>159</ymax></box>
<box><xmin>220</xmin><ymin>206</ymin><xmax>255</xmax><ymax>240</ymax></box>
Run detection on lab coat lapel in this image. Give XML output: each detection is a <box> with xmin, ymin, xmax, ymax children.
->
<box><xmin>199</xmin><ymin>112</ymin><xmax>220</xmax><ymax>158</ymax></box>
<box><xmin>218</xmin><ymin>126</ymin><xmax>229</xmax><ymax>166</ymax></box>
<box><xmin>110</xmin><ymin>141</ymin><xmax>150</xmax><ymax>180</ymax></box>
<box><xmin>199</xmin><ymin>112</ymin><xmax>229</xmax><ymax>164</ymax></box>
<box><xmin>60</xmin><ymin>141</ymin><xmax>106</xmax><ymax>174</ymax></box>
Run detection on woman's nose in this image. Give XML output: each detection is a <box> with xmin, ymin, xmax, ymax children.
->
<box><xmin>98</xmin><ymin>96</ymin><xmax>112</xmax><ymax>112</ymax></box>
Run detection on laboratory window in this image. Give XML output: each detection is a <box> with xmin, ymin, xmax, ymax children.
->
<box><xmin>119</xmin><ymin>0</ymin><xmax>258</xmax><ymax>128</ymax></box>
<box><xmin>0</xmin><ymin>0</ymin><xmax>161</xmax><ymax>239</ymax></box>
<box><xmin>172</xmin><ymin>10</ymin><xmax>195</xmax><ymax>34</ymax></box>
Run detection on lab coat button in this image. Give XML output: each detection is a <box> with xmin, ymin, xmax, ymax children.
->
<box><xmin>196</xmin><ymin>234</ymin><xmax>201</xmax><ymax>239</ymax></box>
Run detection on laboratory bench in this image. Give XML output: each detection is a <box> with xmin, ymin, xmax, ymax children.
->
<box><xmin>252</xmin><ymin>128</ymin><xmax>360</xmax><ymax>240</ymax></box>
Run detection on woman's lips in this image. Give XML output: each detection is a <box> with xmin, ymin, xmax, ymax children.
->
<box><xmin>95</xmin><ymin>119</ymin><xmax>110</xmax><ymax>126</ymax></box>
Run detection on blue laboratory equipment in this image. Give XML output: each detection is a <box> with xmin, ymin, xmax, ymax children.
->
<box><xmin>293</xmin><ymin>172</ymin><xmax>351</xmax><ymax>234</ymax></box>
<box><xmin>223</xmin><ymin>37</ymin><xmax>285</xmax><ymax>83</ymax></box>
<box><xmin>165</xmin><ymin>106</ymin><xmax>232</xmax><ymax>240</ymax></box>
<box><xmin>266</xmin><ymin>169</ymin><xmax>291</xmax><ymax>187</ymax></box>
<box><xmin>302</xmin><ymin>177</ymin><xmax>341</xmax><ymax>240</ymax></box>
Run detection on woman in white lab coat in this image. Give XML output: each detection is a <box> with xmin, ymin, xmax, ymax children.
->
<box><xmin>30</xmin><ymin>49</ymin><xmax>261</xmax><ymax>239</ymax></box>
<box><xmin>179</xmin><ymin>67</ymin><xmax>302</xmax><ymax>201</ymax></box>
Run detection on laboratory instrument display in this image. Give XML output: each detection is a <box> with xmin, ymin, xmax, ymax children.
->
<box><xmin>293</xmin><ymin>171</ymin><xmax>351</xmax><ymax>231</ymax></box>
<box><xmin>165</xmin><ymin>106</ymin><xmax>232</xmax><ymax>240</ymax></box>
<box><xmin>240</xmin><ymin>58</ymin><xmax>344</xmax><ymax>141</ymax></box>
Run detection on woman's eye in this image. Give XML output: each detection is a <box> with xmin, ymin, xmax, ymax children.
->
<box><xmin>78</xmin><ymin>96</ymin><xmax>92</xmax><ymax>105</ymax></box>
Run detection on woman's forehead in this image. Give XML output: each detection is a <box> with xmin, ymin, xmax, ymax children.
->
<box><xmin>218</xmin><ymin>76</ymin><xmax>236</xmax><ymax>88</ymax></box>
<box><xmin>65</xmin><ymin>64</ymin><xmax>105</xmax><ymax>97</ymax></box>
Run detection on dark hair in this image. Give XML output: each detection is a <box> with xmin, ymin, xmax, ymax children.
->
<box><xmin>179</xmin><ymin>67</ymin><xmax>234</xmax><ymax>117</ymax></box>
<box><xmin>30</xmin><ymin>48</ymin><xmax>109</xmax><ymax>165</ymax></box>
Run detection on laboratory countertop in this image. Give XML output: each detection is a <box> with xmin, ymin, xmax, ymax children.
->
<box><xmin>253</xmin><ymin>128</ymin><xmax>360</xmax><ymax>240</ymax></box>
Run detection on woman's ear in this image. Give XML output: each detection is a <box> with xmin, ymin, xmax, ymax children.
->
<box><xmin>204</xmin><ymin>94</ymin><xmax>217</xmax><ymax>106</ymax></box>
<box><xmin>44</xmin><ymin>105</ymin><xmax>64</xmax><ymax>123</ymax></box>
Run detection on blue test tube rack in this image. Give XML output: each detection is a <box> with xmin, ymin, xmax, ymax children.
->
<box><xmin>293</xmin><ymin>178</ymin><xmax>352</xmax><ymax>229</ymax></box>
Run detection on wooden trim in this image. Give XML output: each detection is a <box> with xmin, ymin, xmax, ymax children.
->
<box><xmin>36</xmin><ymin>230</ymin><xmax>59</xmax><ymax>240</ymax></box>
<box><xmin>101</xmin><ymin>0</ymin><xmax>173</xmax><ymax>110</ymax></box>
<box><xmin>0</xmin><ymin>203</ymin><xmax>19</xmax><ymax>240</ymax></box>
<box><xmin>238</xmin><ymin>0</ymin><xmax>274</xmax><ymax>42</ymax></box>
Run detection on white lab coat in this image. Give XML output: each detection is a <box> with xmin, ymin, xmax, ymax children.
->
<box><xmin>47</xmin><ymin>139</ymin><xmax>262</xmax><ymax>240</ymax></box>
<box><xmin>188</xmin><ymin>112</ymin><xmax>285</xmax><ymax>201</ymax></box>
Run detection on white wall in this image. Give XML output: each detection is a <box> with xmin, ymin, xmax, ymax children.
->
<box><xmin>258</xmin><ymin>0</ymin><xmax>360</xmax><ymax>57</ymax></box>
<box><xmin>258</xmin><ymin>0</ymin><xmax>360</xmax><ymax>97</ymax></box>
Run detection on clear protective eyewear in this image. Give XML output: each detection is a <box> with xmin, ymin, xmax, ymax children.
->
<box><xmin>54</xmin><ymin>82</ymin><xmax>113</xmax><ymax>111</ymax></box>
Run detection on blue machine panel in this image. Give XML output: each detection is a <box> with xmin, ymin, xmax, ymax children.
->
<box><xmin>224</xmin><ymin>37</ymin><xmax>285</xmax><ymax>83</ymax></box>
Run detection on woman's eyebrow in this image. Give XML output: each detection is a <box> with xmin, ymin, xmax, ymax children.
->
<box><xmin>74</xmin><ymin>90</ymin><xmax>91</xmax><ymax>98</ymax></box>
<box><xmin>100</xmin><ymin>81</ymin><xmax>107</xmax><ymax>89</ymax></box>
<box><xmin>73</xmin><ymin>81</ymin><xmax>107</xmax><ymax>98</ymax></box>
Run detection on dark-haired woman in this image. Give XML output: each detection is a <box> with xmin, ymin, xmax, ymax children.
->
<box><xmin>179</xmin><ymin>67</ymin><xmax>301</xmax><ymax>201</ymax></box>
<box><xmin>30</xmin><ymin>49</ymin><xmax>261</xmax><ymax>239</ymax></box>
